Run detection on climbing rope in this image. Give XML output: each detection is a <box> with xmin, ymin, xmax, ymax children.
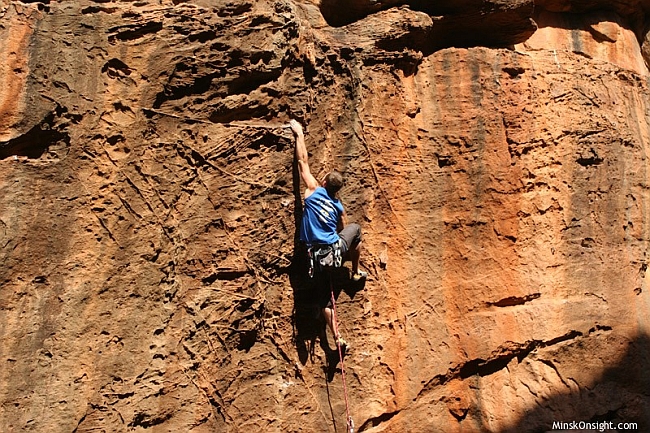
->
<box><xmin>329</xmin><ymin>276</ymin><xmax>354</xmax><ymax>433</ymax></box>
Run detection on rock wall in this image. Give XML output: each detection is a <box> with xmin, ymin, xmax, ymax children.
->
<box><xmin>1</xmin><ymin>1</ymin><xmax>650</xmax><ymax>432</ymax></box>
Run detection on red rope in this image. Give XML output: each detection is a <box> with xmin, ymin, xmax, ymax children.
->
<box><xmin>330</xmin><ymin>277</ymin><xmax>354</xmax><ymax>433</ymax></box>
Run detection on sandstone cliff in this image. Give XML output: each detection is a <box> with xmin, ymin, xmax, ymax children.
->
<box><xmin>1</xmin><ymin>1</ymin><xmax>649</xmax><ymax>432</ymax></box>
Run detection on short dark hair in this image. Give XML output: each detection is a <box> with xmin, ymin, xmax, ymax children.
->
<box><xmin>324</xmin><ymin>170</ymin><xmax>344</xmax><ymax>194</ymax></box>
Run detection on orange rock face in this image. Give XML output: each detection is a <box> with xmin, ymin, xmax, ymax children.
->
<box><xmin>0</xmin><ymin>3</ymin><xmax>36</xmax><ymax>141</ymax></box>
<box><xmin>1</xmin><ymin>1</ymin><xmax>649</xmax><ymax>432</ymax></box>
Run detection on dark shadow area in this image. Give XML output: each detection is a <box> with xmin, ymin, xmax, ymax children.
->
<box><xmin>535</xmin><ymin>9</ymin><xmax>626</xmax><ymax>31</ymax></box>
<box><xmin>321</xmin><ymin>267</ymin><xmax>360</xmax><ymax>383</ymax></box>
<box><xmin>422</xmin><ymin>8</ymin><xmax>536</xmax><ymax>54</ymax></box>
<box><xmin>293</xmin><ymin>264</ymin><xmax>365</xmax><ymax>383</ymax></box>
<box><xmin>319</xmin><ymin>0</ymin><xmax>536</xmax><ymax>53</ymax></box>
<box><xmin>314</xmin><ymin>0</ymin><xmax>649</xmax><ymax>80</ymax></box>
<box><xmin>319</xmin><ymin>0</ymin><xmax>643</xmax><ymax>33</ymax></box>
<box><xmin>332</xmin><ymin>265</ymin><xmax>367</xmax><ymax>300</ymax></box>
<box><xmin>319</xmin><ymin>0</ymin><xmax>486</xmax><ymax>28</ymax></box>
<box><xmin>502</xmin><ymin>333</ymin><xmax>650</xmax><ymax>433</ymax></box>
<box><xmin>319</xmin><ymin>0</ymin><xmax>391</xmax><ymax>27</ymax></box>
<box><xmin>533</xmin><ymin>9</ymin><xmax>646</xmax><ymax>46</ymax></box>
<box><xmin>289</xmin><ymin>243</ymin><xmax>327</xmax><ymax>365</ymax></box>
<box><xmin>290</xmin><ymin>251</ymin><xmax>355</xmax><ymax>377</ymax></box>
<box><xmin>534</xmin><ymin>4</ymin><xmax>647</xmax><ymax>40</ymax></box>
<box><xmin>0</xmin><ymin>110</ymin><xmax>70</xmax><ymax>160</ymax></box>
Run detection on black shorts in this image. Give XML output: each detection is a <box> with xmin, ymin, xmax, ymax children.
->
<box><xmin>338</xmin><ymin>223</ymin><xmax>362</xmax><ymax>257</ymax></box>
<box><xmin>314</xmin><ymin>277</ymin><xmax>333</xmax><ymax>310</ymax></box>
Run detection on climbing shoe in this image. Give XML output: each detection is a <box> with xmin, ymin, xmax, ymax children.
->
<box><xmin>352</xmin><ymin>271</ymin><xmax>367</xmax><ymax>282</ymax></box>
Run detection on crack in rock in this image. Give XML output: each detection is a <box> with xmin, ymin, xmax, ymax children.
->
<box><xmin>358</xmin><ymin>409</ymin><xmax>401</xmax><ymax>432</ymax></box>
<box><xmin>487</xmin><ymin>293</ymin><xmax>541</xmax><ymax>307</ymax></box>
<box><xmin>416</xmin><ymin>330</ymin><xmax>585</xmax><ymax>399</ymax></box>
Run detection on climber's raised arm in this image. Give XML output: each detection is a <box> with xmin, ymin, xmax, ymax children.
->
<box><xmin>290</xmin><ymin>119</ymin><xmax>319</xmax><ymax>197</ymax></box>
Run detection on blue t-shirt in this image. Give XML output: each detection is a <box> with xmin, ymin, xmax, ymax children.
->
<box><xmin>300</xmin><ymin>187</ymin><xmax>343</xmax><ymax>245</ymax></box>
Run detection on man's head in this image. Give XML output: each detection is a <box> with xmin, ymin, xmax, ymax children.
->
<box><xmin>323</xmin><ymin>170</ymin><xmax>344</xmax><ymax>195</ymax></box>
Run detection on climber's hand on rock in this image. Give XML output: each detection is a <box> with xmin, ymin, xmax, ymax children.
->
<box><xmin>289</xmin><ymin>119</ymin><xmax>303</xmax><ymax>136</ymax></box>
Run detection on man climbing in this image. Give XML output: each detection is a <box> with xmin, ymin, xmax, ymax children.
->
<box><xmin>290</xmin><ymin>119</ymin><xmax>366</xmax><ymax>349</ymax></box>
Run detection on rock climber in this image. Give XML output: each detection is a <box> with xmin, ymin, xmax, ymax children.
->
<box><xmin>290</xmin><ymin>119</ymin><xmax>366</xmax><ymax>349</ymax></box>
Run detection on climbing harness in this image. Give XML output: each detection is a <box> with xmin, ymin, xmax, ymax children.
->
<box><xmin>308</xmin><ymin>240</ymin><xmax>343</xmax><ymax>277</ymax></box>
<box><xmin>329</xmin><ymin>276</ymin><xmax>354</xmax><ymax>433</ymax></box>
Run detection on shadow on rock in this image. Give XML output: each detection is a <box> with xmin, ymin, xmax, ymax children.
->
<box><xmin>289</xmin><ymin>245</ymin><xmax>327</xmax><ymax>365</ymax></box>
<box><xmin>502</xmin><ymin>333</ymin><xmax>650</xmax><ymax>433</ymax></box>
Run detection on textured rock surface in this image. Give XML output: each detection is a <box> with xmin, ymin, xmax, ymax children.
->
<box><xmin>1</xmin><ymin>1</ymin><xmax>650</xmax><ymax>432</ymax></box>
